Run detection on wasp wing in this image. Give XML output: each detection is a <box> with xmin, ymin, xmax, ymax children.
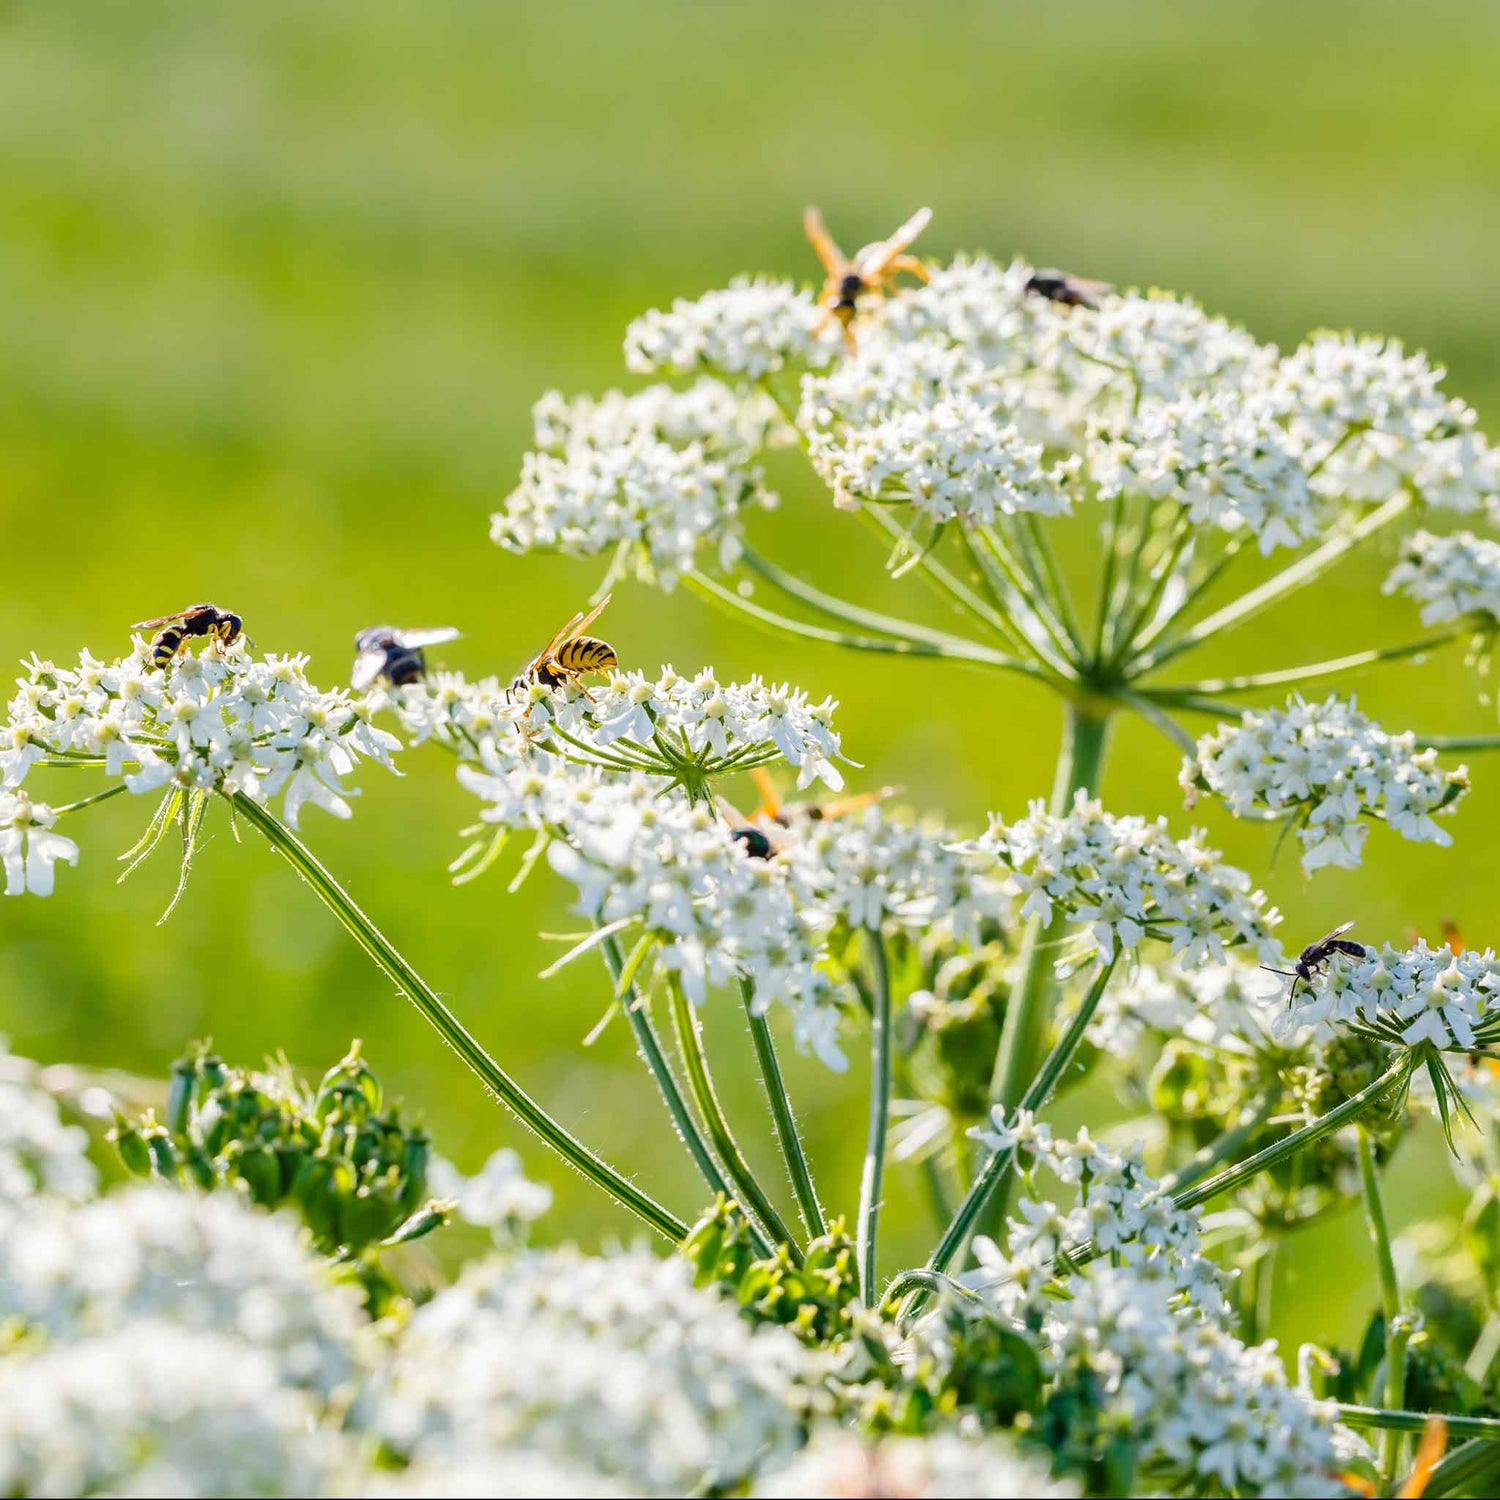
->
<box><xmin>803</xmin><ymin>205</ymin><xmax>846</xmax><ymax>277</ymax></box>
<box><xmin>131</xmin><ymin>611</ymin><xmax>191</xmax><ymax>630</ymax></box>
<box><xmin>1318</xmin><ymin>920</ymin><xmax>1358</xmax><ymax>945</ymax></box>
<box><xmin>882</xmin><ymin>206</ymin><xmax>932</xmax><ymax>256</ymax></box>
<box><xmin>350</xmin><ymin>650</ymin><xmax>387</xmax><ymax>692</ymax></box>
<box><xmin>394</xmin><ymin>626</ymin><xmax>462</xmax><ymax>648</ymax></box>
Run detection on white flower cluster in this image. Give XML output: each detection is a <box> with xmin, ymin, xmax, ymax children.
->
<box><xmin>756</xmin><ymin>1429</ymin><xmax>1079</xmax><ymax>1499</ymax></box>
<box><xmin>457</xmin><ymin>762</ymin><xmax>843</xmax><ymax>1065</ymax></box>
<box><xmin>624</xmin><ymin>276</ymin><xmax>839</xmax><ymax>380</ymax></box>
<box><xmin>959</xmin><ymin>1123</ymin><xmax>1346</xmax><ymax>1497</ymax></box>
<box><xmin>493</xmin><ymin>379</ymin><xmax>783</xmax><ymax>588</ymax></box>
<box><xmin>1282</xmin><ymin>939</ymin><xmax>1500</xmax><ymax>1054</ymax></box>
<box><xmin>1384</xmin><ymin>528</ymin><xmax>1500</xmax><ymax>628</ymax></box>
<box><xmin>1182</xmin><ymin>696</ymin><xmax>1469</xmax><ymax>873</ymax></box>
<box><xmin>428</xmin><ymin>1147</ymin><xmax>554</xmax><ymax>1240</ymax></box>
<box><xmin>800</xmin><ymin>340</ymin><xmax>1076</xmax><ymax>523</ymax></box>
<box><xmin>1088</xmin><ymin>391</ymin><xmax>1320</xmax><ymax>553</ymax></box>
<box><xmin>1273</xmin><ymin>333</ymin><xmax>1500</xmax><ymax>514</ymax></box>
<box><xmin>0</xmin><ymin>788</ymin><xmax>79</xmax><ymax>896</ymax></box>
<box><xmin>398</xmin><ymin>663</ymin><xmax>847</xmax><ymax>796</ymax></box>
<box><xmin>1</xmin><ymin>641</ymin><xmax>400</xmax><ymax>854</ymax></box>
<box><xmin>962</xmin><ymin>791</ymin><xmax>1281</xmax><ymax>966</ymax></box>
<box><xmin>0</xmin><ymin>1042</ymin><xmax>97</xmax><ymax>1207</ymax></box>
<box><xmin>775</xmin><ymin>801</ymin><xmax>1011</xmax><ymax>944</ymax></box>
<box><xmin>0</xmin><ymin>1326</ymin><xmax>351</xmax><ymax>1499</ymax></box>
<box><xmin>0</xmin><ymin>1186</ymin><xmax>365</xmax><ymax>1398</ymax></box>
<box><xmin>362</xmin><ymin>1246</ymin><xmax>809</xmax><ymax>1496</ymax></box>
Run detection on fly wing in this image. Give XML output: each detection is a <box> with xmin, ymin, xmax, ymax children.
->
<box><xmin>1319</xmin><ymin>920</ymin><xmax>1358</xmax><ymax>945</ymax></box>
<box><xmin>394</xmin><ymin>626</ymin><xmax>462</xmax><ymax>648</ymax></box>
<box><xmin>350</xmin><ymin>650</ymin><xmax>386</xmax><ymax>692</ymax></box>
<box><xmin>131</xmin><ymin>611</ymin><xmax>190</xmax><ymax>630</ymax></box>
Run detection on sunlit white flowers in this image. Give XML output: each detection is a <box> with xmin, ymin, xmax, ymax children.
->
<box><xmin>363</xmin><ymin>1246</ymin><xmax>808</xmax><ymax>1495</ymax></box>
<box><xmin>0</xmin><ymin>789</ymin><xmax>78</xmax><ymax>896</ymax></box>
<box><xmin>0</xmin><ymin>1052</ymin><xmax>97</xmax><ymax>1206</ymax></box>
<box><xmin>1282</xmin><ymin>939</ymin><xmax>1500</xmax><ymax>1055</ymax></box>
<box><xmin>962</xmin><ymin>790</ymin><xmax>1281</xmax><ymax>965</ymax></box>
<box><xmin>1182</xmin><ymin>696</ymin><xmax>1469</xmax><ymax>872</ymax></box>
<box><xmin>1</xmin><ymin>641</ymin><xmax>401</xmax><ymax>870</ymax></box>
<box><xmin>1384</xmin><ymin>528</ymin><xmax>1500</xmax><ymax>629</ymax></box>
<box><xmin>624</xmin><ymin>276</ymin><xmax>838</xmax><ymax>380</ymax></box>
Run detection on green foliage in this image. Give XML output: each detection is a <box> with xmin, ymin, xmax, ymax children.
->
<box><xmin>110</xmin><ymin>1039</ymin><xmax>450</xmax><ymax>1314</ymax></box>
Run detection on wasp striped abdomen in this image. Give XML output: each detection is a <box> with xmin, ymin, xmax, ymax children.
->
<box><xmin>149</xmin><ymin>624</ymin><xmax>191</xmax><ymax>669</ymax></box>
<box><xmin>132</xmin><ymin>604</ymin><xmax>245</xmax><ymax>669</ymax></box>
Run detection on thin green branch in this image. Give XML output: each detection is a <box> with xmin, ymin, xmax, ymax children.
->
<box><xmin>666</xmin><ymin>977</ymin><xmax>802</xmax><ymax>1260</ymax></box>
<box><xmin>1334</xmin><ymin>1404</ymin><xmax>1500</xmax><ymax>1442</ymax></box>
<box><xmin>1359</xmin><ymin>1125</ymin><xmax>1409</xmax><ymax>1485</ymax></box>
<box><xmin>229</xmin><ymin>793</ymin><xmax>687</xmax><ymax>1243</ymax></box>
<box><xmin>48</xmin><ymin>783</ymin><xmax>131</xmax><ymax>817</ymax></box>
<box><xmin>741</xmin><ymin>980</ymin><xmax>827</xmax><ymax>1240</ymax></box>
<box><xmin>1135</xmin><ymin>491</ymin><xmax>1415</xmax><ymax>673</ymax></box>
<box><xmin>857</xmin><ymin>926</ymin><xmax>894</xmax><ymax>1306</ymax></box>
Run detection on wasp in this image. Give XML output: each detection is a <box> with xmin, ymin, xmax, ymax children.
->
<box><xmin>726</xmin><ymin>768</ymin><xmax>896</xmax><ymax>860</ymax></box>
<box><xmin>351</xmin><ymin>625</ymin><xmax>462</xmax><ymax>691</ymax></box>
<box><xmin>133</xmin><ymin>604</ymin><xmax>246</xmax><ymax>669</ymax></box>
<box><xmin>1261</xmin><ymin>920</ymin><xmax>1368</xmax><ymax>1006</ymax></box>
<box><xmin>804</xmin><ymin>205</ymin><xmax>933</xmax><ymax>346</ymax></box>
<box><xmin>508</xmin><ymin>596</ymin><xmax>618</xmax><ymax>700</ymax></box>
<box><xmin>1024</xmin><ymin>267</ymin><xmax>1113</xmax><ymax>310</ymax></box>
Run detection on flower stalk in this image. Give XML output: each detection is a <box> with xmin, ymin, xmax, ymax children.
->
<box><xmin>1358</xmin><ymin>1124</ymin><xmax>1410</xmax><ymax>1485</ymax></box>
<box><xmin>857</xmin><ymin>925</ymin><xmax>894</xmax><ymax>1305</ymax></box>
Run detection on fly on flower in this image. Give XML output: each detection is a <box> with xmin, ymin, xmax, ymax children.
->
<box><xmin>1261</xmin><ymin>920</ymin><xmax>1368</xmax><ymax>1006</ymax></box>
<box><xmin>351</xmin><ymin>625</ymin><xmax>462</xmax><ymax>690</ymax></box>
<box><xmin>508</xmin><ymin>596</ymin><xmax>619</xmax><ymax>701</ymax></box>
<box><xmin>804</xmin><ymin>205</ymin><xmax>932</xmax><ymax>346</ymax></box>
<box><xmin>132</xmin><ymin>604</ymin><xmax>246</xmax><ymax>669</ymax></box>
<box><xmin>1023</xmin><ymin>267</ymin><xmax>1113</xmax><ymax>309</ymax></box>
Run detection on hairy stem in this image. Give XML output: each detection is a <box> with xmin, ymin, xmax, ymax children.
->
<box><xmin>230</xmin><ymin>793</ymin><xmax>687</xmax><ymax>1243</ymax></box>
<box><xmin>741</xmin><ymin>979</ymin><xmax>828</xmax><ymax>1239</ymax></box>
<box><xmin>857</xmin><ymin>926</ymin><xmax>894</xmax><ymax>1306</ymax></box>
<box><xmin>1359</xmin><ymin>1125</ymin><xmax>1409</xmax><ymax>1485</ymax></box>
<box><xmin>1334</xmin><ymin>1404</ymin><xmax>1500</xmax><ymax>1442</ymax></box>
<box><xmin>666</xmin><ymin>978</ymin><xmax>802</xmax><ymax>1259</ymax></box>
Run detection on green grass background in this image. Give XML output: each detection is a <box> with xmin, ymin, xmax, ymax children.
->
<box><xmin>2</xmin><ymin>0</ymin><xmax>1498</xmax><ymax>1351</ymax></box>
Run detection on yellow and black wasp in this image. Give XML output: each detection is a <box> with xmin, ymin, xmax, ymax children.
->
<box><xmin>726</xmin><ymin>767</ymin><xmax>897</xmax><ymax>860</ymax></box>
<box><xmin>351</xmin><ymin>625</ymin><xmax>462</xmax><ymax>690</ymax></box>
<box><xmin>804</xmin><ymin>205</ymin><xmax>933</xmax><ymax>346</ymax></box>
<box><xmin>508</xmin><ymin>596</ymin><xmax>618</xmax><ymax>700</ymax></box>
<box><xmin>133</xmin><ymin>604</ymin><xmax>246</xmax><ymax>669</ymax></box>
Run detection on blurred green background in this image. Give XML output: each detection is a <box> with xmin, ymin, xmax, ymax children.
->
<box><xmin>2</xmin><ymin>0</ymin><xmax>1498</xmax><ymax>1350</ymax></box>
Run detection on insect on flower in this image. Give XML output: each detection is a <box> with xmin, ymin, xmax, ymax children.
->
<box><xmin>1261</xmin><ymin>920</ymin><xmax>1368</xmax><ymax>1006</ymax></box>
<box><xmin>803</xmin><ymin>204</ymin><xmax>933</xmax><ymax>346</ymax></box>
<box><xmin>1023</xmin><ymin>266</ymin><xmax>1113</xmax><ymax>309</ymax></box>
<box><xmin>132</xmin><ymin>604</ymin><xmax>246</xmax><ymax>669</ymax></box>
<box><xmin>351</xmin><ymin>625</ymin><xmax>462</xmax><ymax>690</ymax></box>
<box><xmin>724</xmin><ymin>767</ymin><xmax>895</xmax><ymax>859</ymax></box>
<box><xmin>507</xmin><ymin>596</ymin><xmax>619</xmax><ymax>701</ymax></box>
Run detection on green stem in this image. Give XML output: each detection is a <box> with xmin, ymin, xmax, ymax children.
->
<box><xmin>741</xmin><ymin>979</ymin><xmax>827</xmax><ymax>1239</ymax></box>
<box><xmin>229</xmin><ymin>792</ymin><xmax>687</xmax><ymax>1243</ymax></box>
<box><xmin>1359</xmin><ymin>1125</ymin><xmax>1409</xmax><ymax>1485</ymax></box>
<box><xmin>1160</xmin><ymin>1093</ymin><xmax>1276</xmax><ymax>1198</ymax></box>
<box><xmin>666</xmin><ymin>977</ymin><xmax>802</xmax><ymax>1260</ymax></box>
<box><xmin>926</xmin><ymin>956</ymin><xmax>1118</xmax><ymax>1285</ymax></box>
<box><xmin>882</xmin><ymin>1266</ymin><xmax>982</xmax><ymax>1312</ymax></box>
<box><xmin>1136</xmin><ymin>491</ymin><xmax>1415</xmax><ymax>673</ymax></box>
<box><xmin>1144</xmin><ymin>629</ymin><xmax>1462</xmax><ymax>700</ymax></box>
<box><xmin>857</xmin><ymin>926</ymin><xmax>894</xmax><ymax>1306</ymax></box>
<box><xmin>683</xmin><ymin>570</ymin><xmax>1034</xmax><ymax>678</ymax></box>
<box><xmin>599</xmin><ymin>935</ymin><xmax>748</xmax><ymax>1231</ymax></box>
<box><xmin>1333</xmin><ymin>1404</ymin><xmax>1500</xmax><ymax>1442</ymax></box>
<box><xmin>48</xmin><ymin>783</ymin><xmax>131</xmax><ymax>817</ymax></box>
<box><xmin>1420</xmin><ymin>733</ymin><xmax>1500</xmax><ymax>752</ymax></box>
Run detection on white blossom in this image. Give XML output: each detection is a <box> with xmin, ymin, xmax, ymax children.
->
<box><xmin>1280</xmin><ymin>939</ymin><xmax>1500</xmax><ymax>1054</ymax></box>
<box><xmin>0</xmin><ymin>1187</ymin><xmax>364</xmax><ymax>1400</ymax></box>
<box><xmin>961</xmin><ymin>790</ymin><xmax>1281</xmax><ymax>966</ymax></box>
<box><xmin>0</xmin><ymin>1043</ymin><xmax>97</xmax><ymax>1207</ymax></box>
<box><xmin>2</xmin><ymin>641</ymin><xmax>399</xmax><ymax>831</ymax></box>
<box><xmin>624</xmin><ymin>276</ymin><xmax>839</xmax><ymax>379</ymax></box>
<box><xmin>428</xmin><ymin>1147</ymin><xmax>553</xmax><ymax>1238</ymax></box>
<box><xmin>1384</xmin><ymin>528</ymin><xmax>1500</xmax><ymax>627</ymax></box>
<box><xmin>0</xmin><ymin>1325</ymin><xmax>350</xmax><ymax>1498</ymax></box>
<box><xmin>0</xmin><ymin>788</ymin><xmax>79</xmax><ymax>896</ymax></box>
<box><xmin>953</xmin><ymin>1125</ymin><xmax>1347</xmax><ymax>1497</ymax></box>
<box><xmin>1182</xmin><ymin>696</ymin><xmax>1469</xmax><ymax>872</ymax></box>
<box><xmin>755</xmin><ymin>1429</ymin><xmax>1079</xmax><ymax>1498</ymax></box>
<box><xmin>362</xmin><ymin>1246</ymin><xmax>809</xmax><ymax>1495</ymax></box>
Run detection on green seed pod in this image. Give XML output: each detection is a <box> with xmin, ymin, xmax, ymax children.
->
<box><xmin>316</xmin><ymin>1041</ymin><xmax>382</xmax><ymax>1120</ymax></box>
<box><xmin>182</xmin><ymin>1144</ymin><xmax>218</xmax><ymax>1191</ymax></box>
<box><xmin>146</xmin><ymin>1130</ymin><xmax>183</xmax><ymax>1182</ymax></box>
<box><xmin>165</xmin><ymin>1058</ymin><xmax>197</xmax><ymax>1139</ymax></box>
<box><xmin>193</xmin><ymin>1052</ymin><xmax>228</xmax><ymax>1104</ymax></box>
<box><xmin>292</xmin><ymin>1155</ymin><xmax>348</xmax><ymax>1250</ymax></box>
<box><xmin>227</xmin><ymin>1140</ymin><xmax>282</xmax><ymax>1208</ymax></box>
<box><xmin>398</xmin><ymin>1129</ymin><xmax>431</xmax><ymax>1215</ymax></box>
<box><xmin>341</xmin><ymin>1184</ymin><xmax>402</xmax><ymax>1252</ymax></box>
<box><xmin>383</xmin><ymin>1199</ymin><xmax>452</xmax><ymax>1248</ymax></box>
<box><xmin>197</xmin><ymin>1098</ymin><xmax>231</xmax><ymax>1158</ymax></box>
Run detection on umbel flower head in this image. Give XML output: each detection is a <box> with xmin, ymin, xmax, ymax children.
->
<box><xmin>492</xmin><ymin>380</ymin><xmax>782</xmax><ymax>588</ymax></box>
<box><xmin>2</xmin><ymin>640</ymin><xmax>400</xmax><ymax>854</ymax></box>
<box><xmin>961</xmin><ymin>790</ymin><xmax>1281</xmax><ymax>966</ymax></box>
<box><xmin>1384</xmin><ymin>528</ymin><xmax>1500</xmax><ymax>630</ymax></box>
<box><xmin>1181</xmin><ymin>695</ymin><xmax>1470</xmax><ymax>873</ymax></box>
<box><xmin>0</xmin><ymin>789</ymin><xmax>78</xmax><ymax>896</ymax></box>
<box><xmin>953</xmin><ymin>1123</ymin><xmax>1348</xmax><ymax>1498</ymax></box>
<box><xmin>1281</xmin><ymin>939</ymin><xmax>1500</xmax><ymax>1056</ymax></box>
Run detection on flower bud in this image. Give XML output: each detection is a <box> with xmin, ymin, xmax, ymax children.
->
<box><xmin>316</xmin><ymin>1040</ymin><xmax>382</xmax><ymax>1120</ymax></box>
<box><xmin>109</xmin><ymin>1116</ymin><xmax>154</xmax><ymax>1178</ymax></box>
<box><xmin>165</xmin><ymin>1057</ymin><xmax>197</xmax><ymax>1138</ymax></box>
